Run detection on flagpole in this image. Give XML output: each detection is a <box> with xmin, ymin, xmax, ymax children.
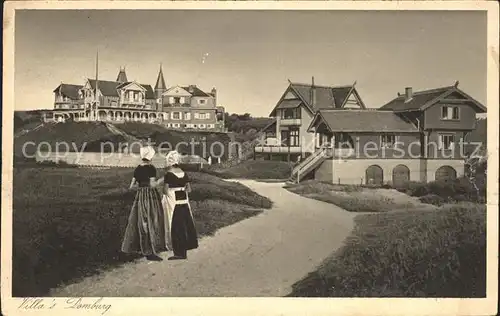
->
<box><xmin>94</xmin><ymin>49</ymin><xmax>99</xmax><ymax>121</ymax></box>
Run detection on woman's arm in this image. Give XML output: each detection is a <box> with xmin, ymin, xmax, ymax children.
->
<box><xmin>149</xmin><ymin>177</ymin><xmax>161</xmax><ymax>188</ymax></box>
<box><xmin>155</xmin><ymin>177</ymin><xmax>164</xmax><ymax>187</ymax></box>
<box><xmin>129</xmin><ymin>178</ymin><xmax>137</xmax><ymax>190</ymax></box>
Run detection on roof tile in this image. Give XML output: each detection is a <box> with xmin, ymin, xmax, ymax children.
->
<box><xmin>316</xmin><ymin>109</ymin><xmax>419</xmax><ymax>132</ymax></box>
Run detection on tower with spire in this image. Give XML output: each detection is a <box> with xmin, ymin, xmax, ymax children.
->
<box><xmin>154</xmin><ymin>63</ymin><xmax>167</xmax><ymax>101</ymax></box>
<box><xmin>116</xmin><ymin>67</ymin><xmax>128</xmax><ymax>83</ymax></box>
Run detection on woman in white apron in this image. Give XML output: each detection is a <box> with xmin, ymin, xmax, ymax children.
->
<box><xmin>161</xmin><ymin>151</ymin><xmax>199</xmax><ymax>260</ymax></box>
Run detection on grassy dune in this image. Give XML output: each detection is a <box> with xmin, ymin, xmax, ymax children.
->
<box><xmin>289</xmin><ymin>204</ymin><xmax>486</xmax><ymax>297</ymax></box>
<box><xmin>12</xmin><ymin>166</ymin><xmax>272</xmax><ymax>296</ymax></box>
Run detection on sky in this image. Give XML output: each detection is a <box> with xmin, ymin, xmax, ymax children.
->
<box><xmin>15</xmin><ymin>10</ymin><xmax>487</xmax><ymax>117</ymax></box>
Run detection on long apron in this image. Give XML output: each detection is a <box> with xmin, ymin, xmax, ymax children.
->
<box><xmin>161</xmin><ymin>187</ymin><xmax>198</xmax><ymax>253</ymax></box>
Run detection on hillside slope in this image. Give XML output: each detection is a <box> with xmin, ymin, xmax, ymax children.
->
<box><xmin>14</xmin><ymin>121</ymin><xmax>235</xmax><ymax>161</ymax></box>
<box><xmin>14</xmin><ymin>122</ymin><xmax>116</xmax><ymax>157</ymax></box>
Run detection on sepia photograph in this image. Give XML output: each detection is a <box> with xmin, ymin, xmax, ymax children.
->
<box><xmin>2</xmin><ymin>1</ymin><xmax>498</xmax><ymax>316</ymax></box>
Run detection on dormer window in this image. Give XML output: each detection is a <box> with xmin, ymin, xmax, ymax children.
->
<box><xmin>441</xmin><ymin>105</ymin><xmax>460</xmax><ymax>120</ymax></box>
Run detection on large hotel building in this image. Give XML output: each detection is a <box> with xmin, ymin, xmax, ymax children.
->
<box><xmin>46</xmin><ymin>64</ymin><xmax>226</xmax><ymax>131</ymax></box>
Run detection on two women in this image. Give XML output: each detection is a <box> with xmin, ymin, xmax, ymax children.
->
<box><xmin>121</xmin><ymin>147</ymin><xmax>198</xmax><ymax>261</ymax></box>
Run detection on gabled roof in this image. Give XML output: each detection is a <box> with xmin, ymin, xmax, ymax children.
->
<box><xmin>53</xmin><ymin>84</ymin><xmax>83</xmax><ymax>100</ymax></box>
<box><xmin>89</xmin><ymin>80</ymin><xmax>155</xmax><ymax>99</ymax></box>
<box><xmin>181</xmin><ymin>86</ymin><xmax>211</xmax><ymax>97</ymax></box>
<box><xmin>141</xmin><ymin>84</ymin><xmax>155</xmax><ymax>99</ymax></box>
<box><xmin>308</xmin><ymin>109</ymin><xmax>419</xmax><ymax>133</ymax></box>
<box><xmin>270</xmin><ymin>81</ymin><xmax>366</xmax><ymax>116</ymax></box>
<box><xmin>379</xmin><ymin>85</ymin><xmax>487</xmax><ymax>113</ymax></box>
<box><xmin>260</xmin><ymin>119</ymin><xmax>277</xmax><ymax>133</ymax></box>
<box><xmin>290</xmin><ymin>82</ymin><xmax>365</xmax><ymax>111</ymax></box>
<box><xmin>88</xmin><ymin>79</ymin><xmax>121</xmax><ymax>97</ymax></box>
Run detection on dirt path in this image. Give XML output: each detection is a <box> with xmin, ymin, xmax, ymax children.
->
<box><xmin>51</xmin><ymin>180</ymin><xmax>355</xmax><ymax>297</ymax></box>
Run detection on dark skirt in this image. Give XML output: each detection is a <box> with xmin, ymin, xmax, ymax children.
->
<box><xmin>121</xmin><ymin>187</ymin><xmax>167</xmax><ymax>256</ymax></box>
<box><xmin>171</xmin><ymin>203</ymin><xmax>199</xmax><ymax>256</ymax></box>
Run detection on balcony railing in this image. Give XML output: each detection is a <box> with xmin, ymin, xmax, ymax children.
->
<box><xmin>325</xmin><ymin>148</ymin><xmax>356</xmax><ymax>158</ymax></box>
<box><xmin>121</xmin><ymin>100</ymin><xmax>146</xmax><ymax>105</ymax></box>
<box><xmin>54</xmin><ymin>99</ymin><xmax>83</xmax><ymax>105</ymax></box>
<box><xmin>163</xmin><ymin>103</ymin><xmax>192</xmax><ymax>107</ymax></box>
<box><xmin>254</xmin><ymin>146</ymin><xmax>302</xmax><ymax>154</ymax></box>
<box><xmin>280</xmin><ymin>118</ymin><xmax>302</xmax><ymax>126</ymax></box>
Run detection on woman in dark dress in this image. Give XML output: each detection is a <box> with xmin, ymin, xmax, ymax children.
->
<box><xmin>121</xmin><ymin>146</ymin><xmax>167</xmax><ymax>261</ymax></box>
<box><xmin>161</xmin><ymin>150</ymin><xmax>198</xmax><ymax>260</ymax></box>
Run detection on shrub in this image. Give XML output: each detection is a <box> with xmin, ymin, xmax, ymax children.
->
<box><xmin>392</xmin><ymin>177</ymin><xmax>486</xmax><ymax>203</ymax></box>
<box><xmin>419</xmin><ymin>194</ymin><xmax>446</xmax><ymax>206</ymax></box>
<box><xmin>203</xmin><ymin>160</ymin><xmax>293</xmax><ymax>180</ymax></box>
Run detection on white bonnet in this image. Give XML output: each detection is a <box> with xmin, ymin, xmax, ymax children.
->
<box><xmin>140</xmin><ymin>145</ymin><xmax>156</xmax><ymax>161</ymax></box>
<box><xmin>165</xmin><ymin>150</ymin><xmax>180</xmax><ymax>167</ymax></box>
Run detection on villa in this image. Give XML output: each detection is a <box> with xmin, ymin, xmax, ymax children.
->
<box><xmin>254</xmin><ymin>79</ymin><xmax>486</xmax><ymax>185</ymax></box>
<box><xmin>46</xmin><ymin>65</ymin><xmax>226</xmax><ymax>132</ymax></box>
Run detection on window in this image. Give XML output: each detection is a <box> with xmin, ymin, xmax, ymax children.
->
<box><xmin>281</xmin><ymin>131</ymin><xmax>289</xmax><ymax>146</ymax></box>
<box><xmin>441</xmin><ymin>106</ymin><xmax>460</xmax><ymax>120</ymax></box>
<box><xmin>184</xmin><ymin>112</ymin><xmax>191</xmax><ymax>120</ymax></box>
<box><xmin>439</xmin><ymin>134</ymin><xmax>455</xmax><ymax>150</ymax></box>
<box><xmin>289</xmin><ymin>128</ymin><xmax>300</xmax><ymax>146</ymax></box>
<box><xmin>199</xmin><ymin>99</ymin><xmax>207</xmax><ymax>105</ymax></box>
<box><xmin>281</xmin><ymin>108</ymin><xmax>300</xmax><ymax>119</ymax></box>
<box><xmin>174</xmin><ymin>97</ymin><xmax>181</xmax><ymax>103</ymax></box>
<box><xmin>196</xmin><ymin>113</ymin><xmax>209</xmax><ymax>120</ymax></box>
<box><xmin>380</xmin><ymin>134</ymin><xmax>397</xmax><ymax>148</ymax></box>
<box><xmin>194</xmin><ymin>124</ymin><xmax>198</xmax><ymax>128</ymax></box>
<box><xmin>180</xmin><ymin>97</ymin><xmax>185</xmax><ymax>104</ymax></box>
<box><xmin>199</xmin><ymin>124</ymin><xmax>206</xmax><ymax>128</ymax></box>
<box><xmin>172</xmin><ymin>112</ymin><xmax>181</xmax><ymax>120</ymax></box>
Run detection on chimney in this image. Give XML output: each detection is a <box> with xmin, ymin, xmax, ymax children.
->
<box><xmin>310</xmin><ymin>76</ymin><xmax>317</xmax><ymax>106</ymax></box>
<box><xmin>211</xmin><ymin>87</ymin><xmax>217</xmax><ymax>97</ymax></box>
<box><xmin>405</xmin><ymin>87</ymin><xmax>413</xmax><ymax>102</ymax></box>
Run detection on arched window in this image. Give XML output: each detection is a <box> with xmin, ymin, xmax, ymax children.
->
<box><xmin>365</xmin><ymin>165</ymin><xmax>384</xmax><ymax>185</ymax></box>
<box><xmin>392</xmin><ymin>164</ymin><xmax>410</xmax><ymax>187</ymax></box>
<box><xmin>435</xmin><ymin>166</ymin><xmax>457</xmax><ymax>182</ymax></box>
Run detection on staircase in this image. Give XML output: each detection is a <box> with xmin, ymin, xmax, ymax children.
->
<box><xmin>289</xmin><ymin>146</ymin><xmax>329</xmax><ymax>183</ymax></box>
<box><xmin>104</xmin><ymin>122</ymin><xmax>140</xmax><ymax>143</ymax></box>
<box><xmin>14</xmin><ymin>122</ymin><xmax>51</xmax><ymax>138</ymax></box>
